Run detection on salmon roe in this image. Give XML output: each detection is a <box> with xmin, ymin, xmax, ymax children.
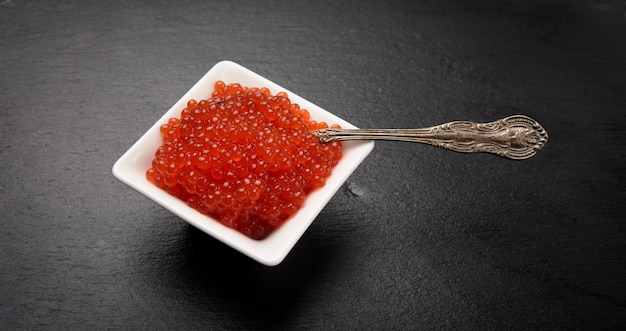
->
<box><xmin>146</xmin><ymin>81</ymin><xmax>342</xmax><ymax>240</ymax></box>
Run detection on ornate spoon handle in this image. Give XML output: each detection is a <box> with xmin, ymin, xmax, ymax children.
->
<box><xmin>311</xmin><ymin>115</ymin><xmax>548</xmax><ymax>160</ymax></box>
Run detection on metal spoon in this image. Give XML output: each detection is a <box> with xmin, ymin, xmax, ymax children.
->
<box><xmin>311</xmin><ymin>115</ymin><xmax>548</xmax><ymax>160</ymax></box>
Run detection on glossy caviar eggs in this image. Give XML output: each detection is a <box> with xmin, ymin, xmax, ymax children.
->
<box><xmin>147</xmin><ymin>81</ymin><xmax>342</xmax><ymax>240</ymax></box>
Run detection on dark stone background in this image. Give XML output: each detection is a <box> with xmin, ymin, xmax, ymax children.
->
<box><xmin>1</xmin><ymin>0</ymin><xmax>625</xmax><ymax>329</ymax></box>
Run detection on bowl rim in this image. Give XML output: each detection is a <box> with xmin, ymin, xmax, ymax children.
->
<box><xmin>112</xmin><ymin>60</ymin><xmax>374</xmax><ymax>266</ymax></box>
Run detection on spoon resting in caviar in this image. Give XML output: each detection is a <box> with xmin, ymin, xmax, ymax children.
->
<box><xmin>311</xmin><ymin>115</ymin><xmax>548</xmax><ymax>160</ymax></box>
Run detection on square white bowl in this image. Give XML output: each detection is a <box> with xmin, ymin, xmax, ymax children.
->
<box><xmin>112</xmin><ymin>60</ymin><xmax>374</xmax><ymax>266</ymax></box>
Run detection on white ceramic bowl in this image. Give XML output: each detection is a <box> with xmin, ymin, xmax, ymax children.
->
<box><xmin>112</xmin><ymin>61</ymin><xmax>374</xmax><ymax>266</ymax></box>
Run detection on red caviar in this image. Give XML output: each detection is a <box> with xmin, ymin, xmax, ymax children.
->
<box><xmin>147</xmin><ymin>81</ymin><xmax>342</xmax><ymax>240</ymax></box>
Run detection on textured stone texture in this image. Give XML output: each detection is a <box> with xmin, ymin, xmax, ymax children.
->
<box><xmin>1</xmin><ymin>0</ymin><xmax>625</xmax><ymax>329</ymax></box>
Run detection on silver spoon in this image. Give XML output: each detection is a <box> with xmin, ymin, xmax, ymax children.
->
<box><xmin>311</xmin><ymin>115</ymin><xmax>548</xmax><ymax>160</ymax></box>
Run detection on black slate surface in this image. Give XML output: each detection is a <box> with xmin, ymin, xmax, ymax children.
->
<box><xmin>1</xmin><ymin>0</ymin><xmax>625</xmax><ymax>329</ymax></box>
